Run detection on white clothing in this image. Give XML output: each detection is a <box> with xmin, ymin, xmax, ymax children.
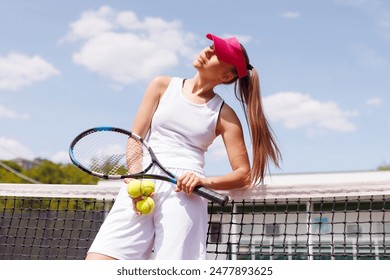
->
<box><xmin>87</xmin><ymin>77</ymin><xmax>224</xmax><ymax>260</ymax></box>
<box><xmin>88</xmin><ymin>167</ymin><xmax>208</xmax><ymax>260</ymax></box>
<box><xmin>147</xmin><ymin>77</ymin><xmax>224</xmax><ymax>173</ymax></box>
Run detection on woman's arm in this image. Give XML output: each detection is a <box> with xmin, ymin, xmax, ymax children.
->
<box><xmin>131</xmin><ymin>76</ymin><xmax>172</xmax><ymax>137</ymax></box>
<box><xmin>207</xmin><ymin>103</ymin><xmax>251</xmax><ymax>189</ymax></box>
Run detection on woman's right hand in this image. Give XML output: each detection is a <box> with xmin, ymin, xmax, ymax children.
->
<box><xmin>125</xmin><ymin>179</ymin><xmax>155</xmax><ymax>215</ymax></box>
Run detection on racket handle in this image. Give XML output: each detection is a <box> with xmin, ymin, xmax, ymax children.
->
<box><xmin>193</xmin><ymin>186</ymin><xmax>229</xmax><ymax>206</ymax></box>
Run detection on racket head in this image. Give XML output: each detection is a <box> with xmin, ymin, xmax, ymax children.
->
<box><xmin>69</xmin><ymin>127</ymin><xmax>153</xmax><ymax>179</ymax></box>
<box><xmin>69</xmin><ymin>127</ymin><xmax>229</xmax><ymax>206</ymax></box>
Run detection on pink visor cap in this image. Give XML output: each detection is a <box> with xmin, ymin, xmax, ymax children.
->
<box><xmin>206</xmin><ymin>33</ymin><xmax>248</xmax><ymax>78</ymax></box>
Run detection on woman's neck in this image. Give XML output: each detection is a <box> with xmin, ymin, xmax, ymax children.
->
<box><xmin>186</xmin><ymin>74</ymin><xmax>218</xmax><ymax>97</ymax></box>
<box><xmin>182</xmin><ymin>76</ymin><xmax>216</xmax><ymax>104</ymax></box>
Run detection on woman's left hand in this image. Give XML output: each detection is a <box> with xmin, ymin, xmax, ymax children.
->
<box><xmin>175</xmin><ymin>172</ymin><xmax>207</xmax><ymax>195</ymax></box>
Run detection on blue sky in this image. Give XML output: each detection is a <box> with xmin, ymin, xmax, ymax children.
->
<box><xmin>0</xmin><ymin>0</ymin><xmax>389</xmax><ymax>177</ymax></box>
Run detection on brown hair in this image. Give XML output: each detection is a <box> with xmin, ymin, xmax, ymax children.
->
<box><xmin>227</xmin><ymin>45</ymin><xmax>281</xmax><ymax>184</ymax></box>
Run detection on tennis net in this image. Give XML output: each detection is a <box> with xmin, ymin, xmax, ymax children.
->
<box><xmin>1</xmin><ymin>171</ymin><xmax>390</xmax><ymax>260</ymax></box>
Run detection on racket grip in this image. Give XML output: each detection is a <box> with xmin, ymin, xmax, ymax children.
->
<box><xmin>193</xmin><ymin>186</ymin><xmax>229</xmax><ymax>206</ymax></box>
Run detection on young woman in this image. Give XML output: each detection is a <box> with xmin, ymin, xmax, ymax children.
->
<box><xmin>86</xmin><ymin>33</ymin><xmax>281</xmax><ymax>260</ymax></box>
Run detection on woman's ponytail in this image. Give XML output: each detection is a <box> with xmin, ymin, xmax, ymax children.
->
<box><xmin>234</xmin><ymin>46</ymin><xmax>281</xmax><ymax>184</ymax></box>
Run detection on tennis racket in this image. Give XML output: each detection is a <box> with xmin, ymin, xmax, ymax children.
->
<box><xmin>69</xmin><ymin>127</ymin><xmax>229</xmax><ymax>206</ymax></box>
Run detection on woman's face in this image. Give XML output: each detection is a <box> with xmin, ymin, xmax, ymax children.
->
<box><xmin>193</xmin><ymin>45</ymin><xmax>235</xmax><ymax>81</ymax></box>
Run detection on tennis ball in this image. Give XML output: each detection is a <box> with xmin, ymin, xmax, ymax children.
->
<box><xmin>127</xmin><ymin>180</ymin><xmax>142</xmax><ymax>198</ymax></box>
<box><xmin>127</xmin><ymin>180</ymin><xmax>155</xmax><ymax>198</ymax></box>
<box><xmin>136</xmin><ymin>197</ymin><xmax>154</xmax><ymax>215</ymax></box>
<box><xmin>140</xmin><ymin>180</ymin><xmax>155</xmax><ymax>197</ymax></box>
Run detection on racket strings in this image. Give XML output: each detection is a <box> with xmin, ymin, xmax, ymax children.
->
<box><xmin>72</xmin><ymin>131</ymin><xmax>150</xmax><ymax>177</ymax></box>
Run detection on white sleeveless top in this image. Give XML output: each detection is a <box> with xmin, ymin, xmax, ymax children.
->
<box><xmin>146</xmin><ymin>77</ymin><xmax>224</xmax><ymax>173</ymax></box>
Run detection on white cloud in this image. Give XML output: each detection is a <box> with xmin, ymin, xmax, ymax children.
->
<box><xmin>0</xmin><ymin>53</ymin><xmax>60</xmax><ymax>91</ymax></box>
<box><xmin>63</xmin><ymin>6</ymin><xmax>197</xmax><ymax>86</ymax></box>
<box><xmin>72</xmin><ymin>32</ymin><xmax>179</xmax><ymax>84</ymax></box>
<box><xmin>62</xmin><ymin>6</ymin><xmax>115</xmax><ymax>41</ymax></box>
<box><xmin>263</xmin><ymin>92</ymin><xmax>358</xmax><ymax>135</ymax></box>
<box><xmin>0</xmin><ymin>137</ymin><xmax>34</xmax><ymax>160</ymax></box>
<box><xmin>0</xmin><ymin>104</ymin><xmax>30</xmax><ymax>119</ymax></box>
<box><xmin>366</xmin><ymin>97</ymin><xmax>383</xmax><ymax>107</ymax></box>
<box><xmin>280</xmin><ymin>11</ymin><xmax>301</xmax><ymax>19</ymax></box>
<box><xmin>50</xmin><ymin>150</ymin><xmax>70</xmax><ymax>164</ymax></box>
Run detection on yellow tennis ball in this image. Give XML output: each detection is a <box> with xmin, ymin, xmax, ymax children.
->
<box><xmin>127</xmin><ymin>180</ymin><xmax>142</xmax><ymax>198</ymax></box>
<box><xmin>140</xmin><ymin>180</ymin><xmax>155</xmax><ymax>197</ymax></box>
<box><xmin>136</xmin><ymin>197</ymin><xmax>154</xmax><ymax>215</ymax></box>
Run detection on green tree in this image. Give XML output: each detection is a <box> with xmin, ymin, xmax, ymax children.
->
<box><xmin>0</xmin><ymin>159</ymin><xmax>99</xmax><ymax>184</ymax></box>
<box><xmin>59</xmin><ymin>164</ymin><xmax>99</xmax><ymax>184</ymax></box>
<box><xmin>0</xmin><ymin>161</ymin><xmax>26</xmax><ymax>183</ymax></box>
<box><xmin>378</xmin><ymin>165</ymin><xmax>390</xmax><ymax>171</ymax></box>
<box><xmin>25</xmin><ymin>160</ymin><xmax>63</xmax><ymax>183</ymax></box>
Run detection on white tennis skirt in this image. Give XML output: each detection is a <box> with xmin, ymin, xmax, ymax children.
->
<box><xmin>87</xmin><ymin>167</ymin><xmax>209</xmax><ymax>260</ymax></box>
